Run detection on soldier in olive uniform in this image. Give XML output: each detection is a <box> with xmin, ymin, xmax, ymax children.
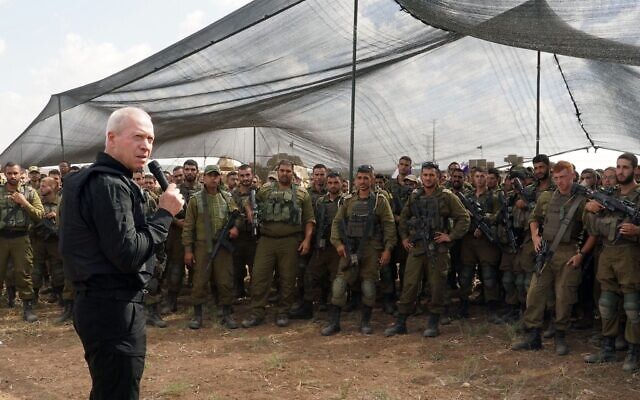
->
<box><xmin>183</xmin><ymin>165</ymin><xmax>240</xmax><ymax>329</ymax></box>
<box><xmin>163</xmin><ymin>159</ymin><xmax>202</xmax><ymax>313</ymax></box>
<box><xmin>0</xmin><ymin>162</ymin><xmax>45</xmax><ymax>322</ymax></box>
<box><xmin>30</xmin><ymin>177</ymin><xmax>63</xmax><ymax>305</ymax></box>
<box><xmin>384</xmin><ymin>162</ymin><xmax>469</xmax><ymax>338</ymax></box>
<box><xmin>321</xmin><ymin>164</ymin><xmax>396</xmax><ymax>336</ymax></box>
<box><xmin>230</xmin><ymin>164</ymin><xmax>258</xmax><ymax>299</ymax></box>
<box><xmin>584</xmin><ymin>153</ymin><xmax>640</xmax><ymax>371</ymax></box>
<box><xmin>457</xmin><ymin>167</ymin><xmax>501</xmax><ymax>320</ymax></box>
<box><xmin>241</xmin><ymin>160</ymin><xmax>315</xmax><ymax>328</ymax></box>
<box><xmin>512</xmin><ymin>161</ymin><xmax>596</xmax><ymax>356</ymax></box>
<box><xmin>290</xmin><ymin>172</ymin><xmax>343</xmax><ymax>319</ymax></box>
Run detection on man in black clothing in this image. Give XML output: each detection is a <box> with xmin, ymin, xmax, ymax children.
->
<box><xmin>60</xmin><ymin>107</ymin><xmax>183</xmax><ymax>400</ymax></box>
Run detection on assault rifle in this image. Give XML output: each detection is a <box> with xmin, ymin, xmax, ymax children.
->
<box><xmin>497</xmin><ymin>191</ymin><xmax>518</xmax><ymax>252</ymax></box>
<box><xmin>511</xmin><ymin>177</ymin><xmax>537</xmax><ymax>210</ymax></box>
<box><xmin>533</xmin><ymin>238</ymin><xmax>551</xmax><ymax>276</ymax></box>
<box><xmin>315</xmin><ymin>202</ymin><xmax>328</xmax><ymax>249</ymax></box>
<box><xmin>34</xmin><ymin>218</ymin><xmax>58</xmax><ymax>240</ymax></box>
<box><xmin>408</xmin><ymin>202</ymin><xmax>435</xmax><ymax>257</ymax></box>
<box><xmin>338</xmin><ymin>217</ymin><xmax>359</xmax><ymax>268</ymax></box>
<box><xmin>249</xmin><ymin>188</ymin><xmax>259</xmax><ymax>238</ymax></box>
<box><xmin>456</xmin><ymin>192</ymin><xmax>497</xmax><ymax>244</ymax></box>
<box><xmin>205</xmin><ymin>210</ymin><xmax>240</xmax><ymax>275</ymax></box>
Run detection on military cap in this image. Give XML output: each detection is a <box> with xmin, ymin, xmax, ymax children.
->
<box><xmin>204</xmin><ymin>165</ymin><xmax>221</xmax><ymax>175</ymax></box>
<box><xmin>28</xmin><ymin>166</ymin><xmax>40</xmax><ymax>173</ymax></box>
<box><xmin>403</xmin><ymin>174</ymin><xmax>419</xmax><ymax>184</ymax></box>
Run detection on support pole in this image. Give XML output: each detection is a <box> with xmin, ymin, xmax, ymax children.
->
<box><xmin>348</xmin><ymin>0</ymin><xmax>358</xmax><ymax>180</ymax></box>
<box><xmin>536</xmin><ymin>51</ymin><xmax>541</xmax><ymax>156</ymax></box>
<box><xmin>57</xmin><ymin>95</ymin><xmax>65</xmax><ymax>161</ymax></box>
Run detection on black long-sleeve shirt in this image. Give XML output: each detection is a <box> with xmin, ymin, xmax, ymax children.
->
<box><xmin>60</xmin><ymin>152</ymin><xmax>172</xmax><ymax>291</ymax></box>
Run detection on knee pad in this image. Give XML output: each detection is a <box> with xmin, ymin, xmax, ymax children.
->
<box><xmin>514</xmin><ymin>273</ymin><xmax>525</xmax><ymax>290</ymax></box>
<box><xmin>598</xmin><ymin>291</ymin><xmax>619</xmax><ymax>321</ymax></box>
<box><xmin>623</xmin><ymin>292</ymin><xmax>640</xmax><ymax>324</ymax></box>
<box><xmin>332</xmin><ymin>277</ymin><xmax>348</xmax><ymax>297</ymax></box>
<box><xmin>501</xmin><ymin>271</ymin><xmax>515</xmax><ymax>293</ymax></box>
<box><xmin>481</xmin><ymin>265</ymin><xmax>498</xmax><ymax>289</ymax></box>
<box><xmin>361</xmin><ymin>279</ymin><xmax>376</xmax><ymax>300</ymax></box>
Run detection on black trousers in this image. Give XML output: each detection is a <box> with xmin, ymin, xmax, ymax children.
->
<box><xmin>73</xmin><ymin>292</ymin><xmax>146</xmax><ymax>400</ymax></box>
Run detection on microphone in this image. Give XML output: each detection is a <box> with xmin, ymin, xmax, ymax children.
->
<box><xmin>148</xmin><ymin>160</ymin><xmax>169</xmax><ymax>191</ymax></box>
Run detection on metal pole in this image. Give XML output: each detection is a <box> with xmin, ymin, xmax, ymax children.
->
<box><xmin>253</xmin><ymin>127</ymin><xmax>257</xmax><ymax>169</ymax></box>
<box><xmin>348</xmin><ymin>0</ymin><xmax>358</xmax><ymax>181</ymax></box>
<box><xmin>536</xmin><ymin>51</ymin><xmax>541</xmax><ymax>155</ymax></box>
<box><xmin>57</xmin><ymin>95</ymin><xmax>65</xmax><ymax>161</ymax></box>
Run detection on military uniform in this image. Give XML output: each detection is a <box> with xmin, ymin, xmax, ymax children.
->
<box><xmin>242</xmin><ymin>182</ymin><xmax>315</xmax><ymax>327</ymax></box>
<box><xmin>30</xmin><ymin>194</ymin><xmax>63</xmax><ymax>304</ymax></box>
<box><xmin>230</xmin><ymin>186</ymin><xmax>258</xmax><ymax>298</ymax></box>
<box><xmin>513</xmin><ymin>187</ymin><xmax>588</xmax><ymax>355</ymax></box>
<box><xmin>384</xmin><ymin>178</ymin><xmax>412</xmax><ymax>312</ymax></box>
<box><xmin>322</xmin><ymin>190</ymin><xmax>396</xmax><ymax>335</ymax></box>
<box><xmin>0</xmin><ymin>182</ymin><xmax>44</xmax><ymax>322</ymax></box>
<box><xmin>385</xmin><ymin>186</ymin><xmax>469</xmax><ymax>337</ymax></box>
<box><xmin>182</xmin><ymin>180</ymin><xmax>239</xmax><ymax>329</ymax></box>
<box><xmin>584</xmin><ymin>185</ymin><xmax>640</xmax><ymax>370</ymax></box>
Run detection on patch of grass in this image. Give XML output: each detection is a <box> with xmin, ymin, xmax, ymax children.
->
<box><xmin>371</xmin><ymin>389</ymin><xmax>392</xmax><ymax>400</ymax></box>
<box><xmin>334</xmin><ymin>380</ymin><xmax>353</xmax><ymax>400</ymax></box>
<box><xmin>459</xmin><ymin>321</ymin><xmax>489</xmax><ymax>338</ymax></box>
<box><xmin>265</xmin><ymin>352</ymin><xmax>284</xmax><ymax>370</ymax></box>
<box><xmin>430</xmin><ymin>352</ymin><xmax>445</xmax><ymax>362</ymax></box>
<box><xmin>503</xmin><ymin>321</ymin><xmax>520</xmax><ymax>343</ymax></box>
<box><xmin>453</xmin><ymin>356</ymin><xmax>480</xmax><ymax>384</ymax></box>
<box><xmin>158</xmin><ymin>382</ymin><xmax>190</xmax><ymax>397</ymax></box>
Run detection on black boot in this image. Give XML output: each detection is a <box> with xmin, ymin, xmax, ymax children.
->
<box><xmin>321</xmin><ymin>305</ymin><xmax>341</xmax><ymax>336</ymax></box>
<box><xmin>423</xmin><ymin>313</ymin><xmax>440</xmax><ymax>337</ymax></box>
<box><xmin>511</xmin><ymin>328</ymin><xmax>542</xmax><ymax>351</ymax></box>
<box><xmin>440</xmin><ymin>306</ymin><xmax>451</xmax><ymax>326</ymax></box>
<box><xmin>161</xmin><ymin>292</ymin><xmax>178</xmax><ymax>314</ymax></box>
<box><xmin>289</xmin><ymin>300</ymin><xmax>313</xmax><ymax>320</ymax></box>
<box><xmin>189</xmin><ymin>304</ymin><xmax>203</xmax><ymax>330</ymax></box>
<box><xmin>384</xmin><ymin>313</ymin><xmax>408</xmax><ymax>337</ymax></box>
<box><xmin>555</xmin><ymin>330</ymin><xmax>569</xmax><ymax>356</ymax></box>
<box><xmin>33</xmin><ymin>288</ymin><xmax>40</xmax><ymax>305</ymax></box>
<box><xmin>452</xmin><ymin>299</ymin><xmax>469</xmax><ymax>319</ymax></box>
<box><xmin>585</xmin><ymin>336</ymin><xmax>617</xmax><ymax>363</ymax></box>
<box><xmin>7</xmin><ymin>286</ymin><xmax>16</xmax><ymax>308</ymax></box>
<box><xmin>47</xmin><ymin>286</ymin><xmax>63</xmax><ymax>305</ymax></box>
<box><xmin>623</xmin><ymin>343</ymin><xmax>640</xmax><ymax>372</ymax></box>
<box><xmin>22</xmin><ymin>300</ymin><xmax>38</xmax><ymax>323</ymax></box>
<box><xmin>146</xmin><ymin>304</ymin><xmax>168</xmax><ymax>328</ymax></box>
<box><xmin>616</xmin><ymin>334</ymin><xmax>629</xmax><ymax>352</ymax></box>
<box><xmin>543</xmin><ymin>316</ymin><xmax>556</xmax><ymax>339</ymax></box>
<box><xmin>54</xmin><ymin>300</ymin><xmax>74</xmax><ymax>324</ymax></box>
<box><xmin>382</xmin><ymin>294</ymin><xmax>397</xmax><ymax>315</ymax></box>
<box><xmin>221</xmin><ymin>305</ymin><xmax>238</xmax><ymax>329</ymax></box>
<box><xmin>360</xmin><ymin>306</ymin><xmax>373</xmax><ymax>335</ymax></box>
<box><xmin>487</xmin><ymin>301</ymin><xmax>502</xmax><ymax>324</ymax></box>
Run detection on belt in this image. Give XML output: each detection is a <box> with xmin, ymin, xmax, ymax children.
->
<box><xmin>77</xmin><ymin>289</ymin><xmax>146</xmax><ymax>303</ymax></box>
<box><xmin>0</xmin><ymin>229</ymin><xmax>29</xmax><ymax>238</ymax></box>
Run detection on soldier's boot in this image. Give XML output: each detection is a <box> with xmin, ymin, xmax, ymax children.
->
<box><xmin>343</xmin><ymin>291</ymin><xmax>360</xmax><ymax>313</ymax></box>
<box><xmin>452</xmin><ymin>299</ymin><xmax>469</xmax><ymax>319</ymax></box>
<box><xmin>584</xmin><ymin>336</ymin><xmax>616</xmax><ymax>363</ymax></box>
<box><xmin>22</xmin><ymin>301</ymin><xmax>38</xmax><ymax>323</ymax></box>
<box><xmin>7</xmin><ymin>286</ymin><xmax>16</xmax><ymax>308</ymax></box>
<box><xmin>501</xmin><ymin>304</ymin><xmax>521</xmax><ymax>323</ymax></box>
<box><xmin>161</xmin><ymin>291</ymin><xmax>178</xmax><ymax>314</ymax></box>
<box><xmin>146</xmin><ymin>304</ymin><xmax>168</xmax><ymax>328</ymax></box>
<box><xmin>423</xmin><ymin>313</ymin><xmax>441</xmax><ymax>338</ymax></box>
<box><xmin>289</xmin><ymin>300</ymin><xmax>313</xmax><ymax>320</ymax></box>
<box><xmin>382</xmin><ymin>294</ymin><xmax>397</xmax><ymax>315</ymax></box>
<box><xmin>221</xmin><ymin>305</ymin><xmax>238</xmax><ymax>329</ymax></box>
<box><xmin>543</xmin><ymin>319</ymin><xmax>556</xmax><ymax>339</ymax></box>
<box><xmin>384</xmin><ymin>313</ymin><xmax>408</xmax><ymax>337</ymax></box>
<box><xmin>241</xmin><ymin>314</ymin><xmax>265</xmax><ymax>328</ymax></box>
<box><xmin>511</xmin><ymin>328</ymin><xmax>542</xmax><ymax>351</ymax></box>
<box><xmin>554</xmin><ymin>330</ymin><xmax>569</xmax><ymax>356</ymax></box>
<box><xmin>622</xmin><ymin>344</ymin><xmax>640</xmax><ymax>372</ymax></box>
<box><xmin>188</xmin><ymin>304</ymin><xmax>203</xmax><ymax>330</ymax></box>
<box><xmin>321</xmin><ymin>305</ymin><xmax>341</xmax><ymax>336</ymax></box>
<box><xmin>47</xmin><ymin>287</ymin><xmax>63</xmax><ymax>305</ymax></box>
<box><xmin>616</xmin><ymin>334</ymin><xmax>629</xmax><ymax>352</ymax></box>
<box><xmin>55</xmin><ymin>300</ymin><xmax>74</xmax><ymax>324</ymax></box>
<box><xmin>440</xmin><ymin>306</ymin><xmax>451</xmax><ymax>326</ymax></box>
<box><xmin>487</xmin><ymin>301</ymin><xmax>502</xmax><ymax>324</ymax></box>
<box><xmin>33</xmin><ymin>288</ymin><xmax>40</xmax><ymax>305</ymax></box>
<box><xmin>360</xmin><ymin>306</ymin><xmax>373</xmax><ymax>335</ymax></box>
<box><xmin>275</xmin><ymin>314</ymin><xmax>289</xmax><ymax>327</ymax></box>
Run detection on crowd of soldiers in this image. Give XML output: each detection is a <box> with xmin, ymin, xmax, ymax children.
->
<box><xmin>1</xmin><ymin>151</ymin><xmax>640</xmax><ymax>373</ymax></box>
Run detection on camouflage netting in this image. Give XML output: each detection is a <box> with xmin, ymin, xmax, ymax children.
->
<box><xmin>2</xmin><ymin>0</ymin><xmax>639</xmax><ymax>173</ymax></box>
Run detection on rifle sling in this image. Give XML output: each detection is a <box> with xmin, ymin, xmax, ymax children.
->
<box><xmin>200</xmin><ymin>190</ymin><xmax>214</xmax><ymax>255</ymax></box>
<box><xmin>548</xmin><ymin>193</ymin><xmax>584</xmax><ymax>258</ymax></box>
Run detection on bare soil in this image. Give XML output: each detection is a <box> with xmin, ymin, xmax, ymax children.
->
<box><xmin>1</xmin><ymin>300</ymin><xmax>639</xmax><ymax>400</ymax></box>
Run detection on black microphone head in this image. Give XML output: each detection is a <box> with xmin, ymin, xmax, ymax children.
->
<box><xmin>148</xmin><ymin>160</ymin><xmax>169</xmax><ymax>191</ymax></box>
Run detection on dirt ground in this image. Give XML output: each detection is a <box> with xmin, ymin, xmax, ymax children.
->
<box><xmin>1</xmin><ymin>300</ymin><xmax>639</xmax><ymax>400</ymax></box>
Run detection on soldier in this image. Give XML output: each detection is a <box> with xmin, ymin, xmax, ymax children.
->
<box><xmin>384</xmin><ymin>162</ymin><xmax>469</xmax><ymax>337</ymax></box>
<box><xmin>580</xmin><ymin>168</ymin><xmax>598</xmax><ymax>190</ymax></box>
<box><xmin>30</xmin><ymin>177</ymin><xmax>64</xmax><ymax>305</ymax></box>
<box><xmin>172</xmin><ymin>166</ymin><xmax>184</xmax><ymax>186</ymax></box>
<box><xmin>27</xmin><ymin>166</ymin><xmax>41</xmax><ymax>190</ymax></box>
<box><xmin>225</xmin><ymin>171</ymin><xmax>239</xmax><ymax>192</ymax></box>
<box><xmin>290</xmin><ymin>172</ymin><xmax>343</xmax><ymax>319</ymax></box>
<box><xmin>487</xmin><ymin>168</ymin><xmax>501</xmax><ymax>192</ymax></box>
<box><xmin>58</xmin><ymin>161</ymin><xmax>71</xmax><ymax>178</ymax></box>
<box><xmin>0</xmin><ymin>162</ymin><xmax>45</xmax><ymax>322</ymax></box>
<box><xmin>48</xmin><ymin>169</ymin><xmax>62</xmax><ymax>189</ymax></box>
<box><xmin>309</xmin><ymin>164</ymin><xmax>328</xmax><ymax>204</ymax></box>
<box><xmin>230</xmin><ymin>164</ymin><xmax>257</xmax><ymax>299</ymax></box>
<box><xmin>241</xmin><ymin>159</ymin><xmax>315</xmax><ymax>328</ymax></box>
<box><xmin>512</xmin><ymin>161</ymin><xmax>596</xmax><ymax>356</ymax></box>
<box><xmin>321</xmin><ymin>164</ymin><xmax>396</xmax><ymax>336</ymax></box>
<box><xmin>163</xmin><ymin>159</ymin><xmax>202</xmax><ymax>312</ymax></box>
<box><xmin>602</xmin><ymin>167</ymin><xmax>617</xmax><ymax>189</ymax></box>
<box><xmin>584</xmin><ymin>153</ymin><xmax>640</xmax><ymax>371</ymax></box>
<box><xmin>457</xmin><ymin>167</ymin><xmax>501</xmax><ymax>321</ymax></box>
<box><xmin>182</xmin><ymin>165</ymin><xmax>239</xmax><ymax>329</ymax></box>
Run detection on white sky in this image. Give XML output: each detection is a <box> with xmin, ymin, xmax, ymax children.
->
<box><xmin>0</xmin><ymin>0</ymin><xmax>629</xmax><ymax>172</ymax></box>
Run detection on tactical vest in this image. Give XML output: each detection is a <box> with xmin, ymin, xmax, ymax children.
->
<box><xmin>196</xmin><ymin>190</ymin><xmax>231</xmax><ymax>233</ymax></box>
<box><xmin>345</xmin><ymin>194</ymin><xmax>379</xmax><ymax>239</ymax></box>
<box><xmin>231</xmin><ymin>188</ymin><xmax>251</xmax><ymax>233</ymax></box>
<box><xmin>142</xmin><ymin>190</ymin><xmax>158</xmax><ymax>218</ymax></box>
<box><xmin>260</xmin><ymin>185</ymin><xmax>302</xmax><ymax>225</ymax></box>
<box><xmin>316</xmin><ymin>195</ymin><xmax>340</xmax><ymax>239</ymax></box>
<box><xmin>542</xmin><ymin>191</ymin><xmax>582</xmax><ymax>243</ymax></box>
<box><xmin>32</xmin><ymin>200</ymin><xmax>59</xmax><ymax>239</ymax></box>
<box><xmin>0</xmin><ymin>184</ymin><xmax>36</xmax><ymax>231</ymax></box>
<box><xmin>593</xmin><ymin>187</ymin><xmax>640</xmax><ymax>242</ymax></box>
<box><xmin>412</xmin><ymin>191</ymin><xmax>444</xmax><ymax>232</ymax></box>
